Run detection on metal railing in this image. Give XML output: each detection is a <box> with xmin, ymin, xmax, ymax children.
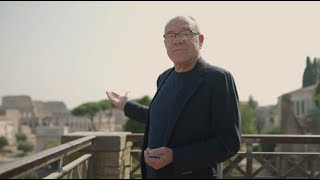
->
<box><xmin>0</xmin><ymin>135</ymin><xmax>96</xmax><ymax>179</ymax></box>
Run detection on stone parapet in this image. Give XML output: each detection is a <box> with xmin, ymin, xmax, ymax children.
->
<box><xmin>62</xmin><ymin>132</ymin><xmax>132</xmax><ymax>179</ymax></box>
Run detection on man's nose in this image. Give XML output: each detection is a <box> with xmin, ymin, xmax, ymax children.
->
<box><xmin>173</xmin><ymin>34</ymin><xmax>183</xmax><ymax>44</ymax></box>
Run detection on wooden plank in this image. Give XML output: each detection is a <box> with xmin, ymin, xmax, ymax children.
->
<box><xmin>126</xmin><ymin>134</ymin><xmax>144</xmax><ymax>143</ymax></box>
<box><xmin>310</xmin><ymin>155</ymin><xmax>316</xmax><ymax>178</ymax></box>
<box><xmin>130</xmin><ymin>151</ymin><xmax>141</xmax><ymax>177</ymax></box>
<box><xmin>223</xmin><ymin>154</ymin><xmax>246</xmax><ymax>176</ymax></box>
<box><xmin>283</xmin><ymin>157</ymin><xmax>310</xmax><ymax>178</ymax></box>
<box><xmin>316</xmin><ymin>171</ymin><xmax>320</xmax><ymax>178</ymax></box>
<box><xmin>238</xmin><ymin>152</ymin><xmax>320</xmax><ymax>155</ymax></box>
<box><xmin>276</xmin><ymin>154</ymin><xmax>282</xmax><ymax>179</ymax></box>
<box><xmin>226</xmin><ymin>175</ymin><xmax>286</xmax><ymax>179</ymax></box>
<box><xmin>246</xmin><ymin>143</ymin><xmax>253</xmax><ymax>179</ymax></box>
<box><xmin>253</xmin><ymin>155</ymin><xmax>278</xmax><ymax>177</ymax></box>
<box><xmin>242</xmin><ymin>135</ymin><xmax>320</xmax><ymax>144</ymax></box>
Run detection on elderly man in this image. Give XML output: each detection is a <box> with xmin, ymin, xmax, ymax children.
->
<box><xmin>107</xmin><ymin>16</ymin><xmax>241</xmax><ymax>179</ymax></box>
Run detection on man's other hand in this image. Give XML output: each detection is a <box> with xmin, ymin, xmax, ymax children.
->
<box><xmin>144</xmin><ymin>147</ymin><xmax>173</xmax><ymax>170</ymax></box>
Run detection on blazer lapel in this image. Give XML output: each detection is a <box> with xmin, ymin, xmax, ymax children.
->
<box><xmin>165</xmin><ymin>58</ymin><xmax>207</xmax><ymax>146</ymax></box>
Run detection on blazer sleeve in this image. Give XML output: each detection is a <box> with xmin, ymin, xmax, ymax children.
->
<box><xmin>123</xmin><ymin>101</ymin><xmax>149</xmax><ymax>124</ymax></box>
<box><xmin>172</xmin><ymin>71</ymin><xmax>242</xmax><ymax>168</ymax></box>
<box><xmin>123</xmin><ymin>73</ymin><xmax>164</xmax><ymax>124</ymax></box>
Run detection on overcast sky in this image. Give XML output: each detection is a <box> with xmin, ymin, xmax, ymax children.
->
<box><xmin>1</xmin><ymin>1</ymin><xmax>320</xmax><ymax>109</ymax></box>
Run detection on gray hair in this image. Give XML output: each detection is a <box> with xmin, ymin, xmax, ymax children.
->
<box><xmin>164</xmin><ymin>16</ymin><xmax>201</xmax><ymax>34</ymax></box>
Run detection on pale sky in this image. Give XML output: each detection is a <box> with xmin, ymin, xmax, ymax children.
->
<box><xmin>1</xmin><ymin>1</ymin><xmax>320</xmax><ymax>109</ymax></box>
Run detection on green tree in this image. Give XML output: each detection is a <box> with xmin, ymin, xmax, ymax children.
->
<box><xmin>98</xmin><ymin>100</ymin><xmax>114</xmax><ymax>110</ymax></box>
<box><xmin>123</xmin><ymin>119</ymin><xmax>145</xmax><ymax>133</ymax></box>
<box><xmin>303</xmin><ymin>56</ymin><xmax>316</xmax><ymax>87</ymax></box>
<box><xmin>123</xmin><ymin>95</ymin><xmax>151</xmax><ymax>150</ymax></box>
<box><xmin>313</xmin><ymin>57</ymin><xmax>320</xmax><ymax>80</ymax></box>
<box><xmin>258</xmin><ymin>125</ymin><xmax>281</xmax><ymax>152</ymax></box>
<box><xmin>240</xmin><ymin>103</ymin><xmax>257</xmax><ymax>134</ymax></box>
<box><xmin>307</xmin><ymin>72</ymin><xmax>320</xmax><ymax>123</ymax></box>
<box><xmin>16</xmin><ymin>132</ymin><xmax>27</xmax><ymax>142</ymax></box>
<box><xmin>72</xmin><ymin>100</ymin><xmax>114</xmax><ymax>131</ymax></box>
<box><xmin>123</xmin><ymin>95</ymin><xmax>151</xmax><ymax>133</ymax></box>
<box><xmin>314</xmin><ymin>83</ymin><xmax>320</xmax><ymax>107</ymax></box>
<box><xmin>302</xmin><ymin>57</ymin><xmax>320</xmax><ymax>87</ymax></box>
<box><xmin>23</xmin><ymin>172</ymin><xmax>39</xmax><ymax>179</ymax></box>
<box><xmin>248</xmin><ymin>95</ymin><xmax>258</xmax><ymax>110</ymax></box>
<box><xmin>44</xmin><ymin>140</ymin><xmax>60</xmax><ymax>150</ymax></box>
<box><xmin>136</xmin><ymin>96</ymin><xmax>152</xmax><ymax>106</ymax></box>
<box><xmin>18</xmin><ymin>141</ymin><xmax>34</xmax><ymax>155</ymax></box>
<box><xmin>0</xmin><ymin>136</ymin><xmax>9</xmax><ymax>149</ymax></box>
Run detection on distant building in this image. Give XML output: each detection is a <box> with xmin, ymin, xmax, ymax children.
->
<box><xmin>2</xmin><ymin>95</ymin><xmax>34</xmax><ymax>118</ymax></box>
<box><xmin>32</xmin><ymin>101</ymin><xmax>69</xmax><ymax>119</ymax></box>
<box><xmin>277</xmin><ymin>84</ymin><xmax>320</xmax><ymax>173</ymax></box>
<box><xmin>285</xmin><ymin>84</ymin><xmax>316</xmax><ymax>117</ymax></box>
<box><xmin>0</xmin><ymin>117</ymin><xmax>15</xmax><ymax>145</ymax></box>
<box><xmin>1</xmin><ymin>95</ymin><xmax>128</xmax><ymax>152</ymax></box>
<box><xmin>277</xmin><ymin>84</ymin><xmax>317</xmax><ymax>135</ymax></box>
<box><xmin>0</xmin><ymin>108</ymin><xmax>21</xmax><ymax>145</ymax></box>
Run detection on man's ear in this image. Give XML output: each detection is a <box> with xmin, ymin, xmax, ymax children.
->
<box><xmin>199</xmin><ymin>34</ymin><xmax>204</xmax><ymax>49</ymax></box>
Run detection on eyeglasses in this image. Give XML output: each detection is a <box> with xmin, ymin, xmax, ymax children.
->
<box><xmin>163</xmin><ymin>30</ymin><xmax>200</xmax><ymax>41</ymax></box>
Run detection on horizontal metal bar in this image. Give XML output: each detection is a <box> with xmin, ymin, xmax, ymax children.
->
<box><xmin>0</xmin><ymin>135</ymin><xmax>96</xmax><ymax>179</ymax></box>
<box><xmin>43</xmin><ymin>153</ymin><xmax>92</xmax><ymax>179</ymax></box>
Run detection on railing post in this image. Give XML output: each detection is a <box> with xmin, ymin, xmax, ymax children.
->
<box><xmin>310</xmin><ymin>155</ymin><xmax>315</xmax><ymax>178</ymax></box>
<box><xmin>62</xmin><ymin>132</ymin><xmax>132</xmax><ymax>179</ymax></box>
<box><xmin>246</xmin><ymin>142</ymin><xmax>253</xmax><ymax>179</ymax></box>
<box><xmin>276</xmin><ymin>154</ymin><xmax>282</xmax><ymax>179</ymax></box>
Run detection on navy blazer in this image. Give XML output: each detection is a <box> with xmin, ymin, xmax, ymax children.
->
<box><xmin>124</xmin><ymin>58</ymin><xmax>241</xmax><ymax>179</ymax></box>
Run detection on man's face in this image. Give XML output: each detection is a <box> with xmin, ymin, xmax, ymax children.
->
<box><xmin>164</xmin><ymin>18</ymin><xmax>204</xmax><ymax>65</ymax></box>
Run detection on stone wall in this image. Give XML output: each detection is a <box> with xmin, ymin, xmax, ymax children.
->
<box><xmin>61</xmin><ymin>132</ymin><xmax>132</xmax><ymax>179</ymax></box>
<box><xmin>0</xmin><ymin>107</ymin><xmax>5</xmax><ymax>116</ymax></box>
<box><xmin>0</xmin><ymin>117</ymin><xmax>15</xmax><ymax>145</ymax></box>
<box><xmin>0</xmin><ymin>109</ymin><xmax>21</xmax><ymax>145</ymax></box>
<box><xmin>36</xmin><ymin>126</ymin><xmax>69</xmax><ymax>152</ymax></box>
<box><xmin>33</xmin><ymin>101</ymin><xmax>69</xmax><ymax>118</ymax></box>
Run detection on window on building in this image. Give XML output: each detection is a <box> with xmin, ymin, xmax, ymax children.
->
<box><xmin>301</xmin><ymin>100</ymin><xmax>305</xmax><ymax>115</ymax></box>
<box><xmin>0</xmin><ymin>109</ymin><xmax>6</xmax><ymax>116</ymax></box>
<box><xmin>296</xmin><ymin>101</ymin><xmax>300</xmax><ymax>115</ymax></box>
